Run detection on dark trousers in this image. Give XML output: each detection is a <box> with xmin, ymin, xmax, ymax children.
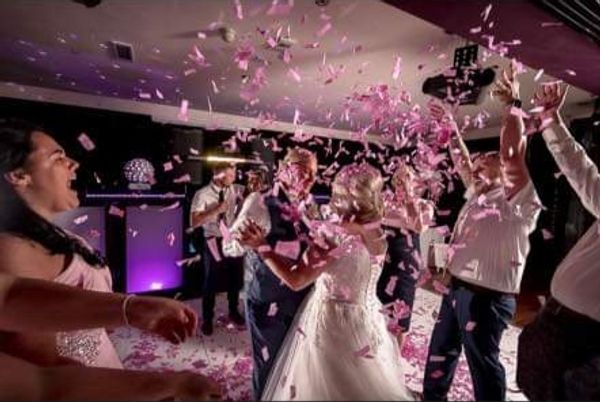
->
<box><xmin>246</xmin><ymin>299</ymin><xmax>299</xmax><ymax>400</ymax></box>
<box><xmin>423</xmin><ymin>278</ymin><xmax>516</xmax><ymax>401</ymax></box>
<box><xmin>202</xmin><ymin>289</ymin><xmax>240</xmax><ymax>322</ymax></box>
<box><xmin>517</xmin><ymin>297</ymin><xmax>600</xmax><ymax>400</ymax></box>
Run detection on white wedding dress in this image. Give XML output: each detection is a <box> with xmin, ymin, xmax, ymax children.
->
<box><xmin>261</xmin><ymin>235</ymin><xmax>414</xmax><ymax>401</ymax></box>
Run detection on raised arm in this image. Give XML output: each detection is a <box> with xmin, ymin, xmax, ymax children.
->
<box><xmin>533</xmin><ymin>82</ymin><xmax>600</xmax><ymax>218</ymax></box>
<box><xmin>0</xmin><ymin>352</ymin><xmax>222</xmax><ymax>401</ymax></box>
<box><xmin>429</xmin><ymin>102</ymin><xmax>473</xmax><ymax>188</ymax></box>
<box><xmin>492</xmin><ymin>63</ymin><xmax>529</xmax><ymax>198</ymax></box>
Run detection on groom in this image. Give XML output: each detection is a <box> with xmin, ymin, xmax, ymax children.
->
<box><xmin>223</xmin><ymin>148</ymin><xmax>318</xmax><ymax>399</ymax></box>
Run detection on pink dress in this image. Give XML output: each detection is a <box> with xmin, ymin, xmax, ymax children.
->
<box><xmin>53</xmin><ymin>253</ymin><xmax>123</xmax><ymax>369</ymax></box>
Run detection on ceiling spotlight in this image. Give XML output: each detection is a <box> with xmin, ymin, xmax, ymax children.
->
<box><xmin>72</xmin><ymin>0</ymin><xmax>103</xmax><ymax>7</ymax></box>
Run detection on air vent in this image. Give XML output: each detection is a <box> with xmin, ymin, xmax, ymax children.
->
<box><xmin>539</xmin><ymin>0</ymin><xmax>600</xmax><ymax>44</ymax></box>
<box><xmin>110</xmin><ymin>41</ymin><xmax>134</xmax><ymax>62</ymax></box>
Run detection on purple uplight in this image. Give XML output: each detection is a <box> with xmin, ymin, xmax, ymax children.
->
<box><xmin>126</xmin><ymin>206</ymin><xmax>183</xmax><ymax>293</ymax></box>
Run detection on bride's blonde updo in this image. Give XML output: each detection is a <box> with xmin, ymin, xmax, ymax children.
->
<box><xmin>330</xmin><ymin>163</ymin><xmax>384</xmax><ymax>224</ymax></box>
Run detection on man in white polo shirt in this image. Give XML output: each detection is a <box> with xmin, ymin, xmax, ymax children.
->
<box><xmin>190</xmin><ymin>162</ymin><xmax>245</xmax><ymax>336</ymax></box>
<box><xmin>423</xmin><ymin>65</ymin><xmax>542</xmax><ymax>401</ymax></box>
<box><xmin>517</xmin><ymin>82</ymin><xmax>600</xmax><ymax>400</ymax></box>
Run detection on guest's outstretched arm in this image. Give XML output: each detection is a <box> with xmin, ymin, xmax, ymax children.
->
<box><xmin>535</xmin><ymin>82</ymin><xmax>600</xmax><ymax>218</ymax></box>
<box><xmin>0</xmin><ymin>273</ymin><xmax>197</xmax><ymax>343</ymax></box>
<box><xmin>493</xmin><ymin>63</ymin><xmax>530</xmax><ymax>198</ymax></box>
<box><xmin>0</xmin><ymin>352</ymin><xmax>222</xmax><ymax>401</ymax></box>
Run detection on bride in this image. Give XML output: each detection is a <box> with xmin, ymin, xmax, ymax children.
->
<box><xmin>238</xmin><ymin>163</ymin><xmax>415</xmax><ymax>401</ymax></box>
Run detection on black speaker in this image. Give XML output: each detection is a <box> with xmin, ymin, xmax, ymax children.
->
<box><xmin>170</xmin><ymin>127</ymin><xmax>204</xmax><ymax>185</ymax></box>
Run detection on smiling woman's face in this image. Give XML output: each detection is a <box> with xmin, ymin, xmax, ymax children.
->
<box><xmin>17</xmin><ymin>131</ymin><xmax>80</xmax><ymax>216</ymax></box>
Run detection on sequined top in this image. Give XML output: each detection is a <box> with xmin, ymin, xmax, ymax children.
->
<box><xmin>53</xmin><ymin>253</ymin><xmax>123</xmax><ymax>369</ymax></box>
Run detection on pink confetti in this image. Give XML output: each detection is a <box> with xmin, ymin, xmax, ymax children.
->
<box><xmin>430</xmin><ymin>369</ymin><xmax>445</xmax><ymax>379</ymax></box>
<box><xmin>74</xmin><ymin>214</ymin><xmax>88</xmax><ymax>225</ymax></box>
<box><xmin>139</xmin><ymin>92</ymin><xmax>151</xmax><ymax>99</ymax></box>
<box><xmin>274</xmin><ymin>240</ymin><xmax>301</xmax><ymax>260</ymax></box>
<box><xmin>267</xmin><ymin>302</ymin><xmax>278</xmax><ymax>317</ymax></box>
<box><xmin>173</xmin><ymin>174</ymin><xmax>191</xmax><ymax>183</ymax></box>
<box><xmin>534</xmin><ymin>69</ymin><xmax>544</xmax><ymax>82</ymax></box>
<box><xmin>481</xmin><ymin>3</ymin><xmax>492</xmax><ymax>21</ymax></box>
<box><xmin>541</xmin><ymin>21</ymin><xmax>563</xmax><ymax>28</ymax></box>
<box><xmin>430</xmin><ymin>355</ymin><xmax>447</xmax><ymax>362</ymax></box>
<box><xmin>211</xmin><ymin>80</ymin><xmax>220</xmax><ymax>94</ymax></box>
<box><xmin>163</xmin><ymin>161</ymin><xmax>173</xmax><ymax>172</ymax></box>
<box><xmin>178</xmin><ymin>99</ymin><xmax>189</xmax><ymax>121</ymax></box>
<box><xmin>392</xmin><ymin>55</ymin><xmax>402</xmax><ymax>81</ymax></box>
<box><xmin>175</xmin><ymin>255</ymin><xmax>201</xmax><ymax>267</ymax></box>
<box><xmin>159</xmin><ymin>201</ymin><xmax>180</xmax><ymax>212</ymax></box>
<box><xmin>233</xmin><ymin>0</ymin><xmax>243</xmax><ymax>20</ymax></box>
<box><xmin>541</xmin><ymin>229</ymin><xmax>554</xmax><ymax>240</ymax></box>
<box><xmin>469</xmin><ymin>26</ymin><xmax>482</xmax><ymax>34</ymax></box>
<box><xmin>385</xmin><ymin>276</ymin><xmax>398</xmax><ymax>296</ymax></box>
<box><xmin>257</xmin><ymin>244</ymin><xmax>272</xmax><ymax>253</ymax></box>
<box><xmin>261</xmin><ymin>346</ymin><xmax>270</xmax><ymax>362</ymax></box>
<box><xmin>207</xmin><ymin>237</ymin><xmax>223</xmax><ymax>262</ymax></box>
<box><xmin>316</xmin><ymin>22</ymin><xmax>332</xmax><ymax>37</ymax></box>
<box><xmin>288</xmin><ymin>67</ymin><xmax>302</xmax><ymax>83</ymax></box>
<box><xmin>565</xmin><ymin>69</ymin><xmax>576</xmax><ymax>76</ymax></box>
<box><xmin>77</xmin><ymin>133</ymin><xmax>96</xmax><ymax>151</ymax></box>
<box><xmin>109</xmin><ymin>205</ymin><xmax>125</xmax><ymax>218</ymax></box>
<box><xmin>465</xmin><ymin>321</ymin><xmax>477</xmax><ymax>331</ymax></box>
<box><xmin>166</xmin><ymin>231</ymin><xmax>176</xmax><ymax>247</ymax></box>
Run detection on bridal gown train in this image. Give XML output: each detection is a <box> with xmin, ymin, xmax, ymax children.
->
<box><xmin>261</xmin><ymin>235</ymin><xmax>414</xmax><ymax>401</ymax></box>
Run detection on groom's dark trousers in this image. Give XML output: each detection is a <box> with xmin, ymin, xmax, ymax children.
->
<box><xmin>245</xmin><ymin>193</ymin><xmax>311</xmax><ymax>400</ymax></box>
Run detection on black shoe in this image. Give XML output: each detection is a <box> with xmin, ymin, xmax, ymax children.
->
<box><xmin>228</xmin><ymin>310</ymin><xmax>246</xmax><ymax>326</ymax></box>
<box><xmin>201</xmin><ymin>320</ymin><xmax>213</xmax><ymax>336</ymax></box>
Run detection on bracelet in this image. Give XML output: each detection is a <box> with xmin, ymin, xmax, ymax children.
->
<box><xmin>121</xmin><ymin>294</ymin><xmax>136</xmax><ymax>327</ymax></box>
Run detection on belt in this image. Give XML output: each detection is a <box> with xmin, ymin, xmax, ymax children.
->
<box><xmin>545</xmin><ymin>297</ymin><xmax>600</xmax><ymax>329</ymax></box>
<box><xmin>451</xmin><ymin>276</ymin><xmax>515</xmax><ymax>297</ymax></box>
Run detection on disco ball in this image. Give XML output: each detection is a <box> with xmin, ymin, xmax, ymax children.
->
<box><xmin>123</xmin><ymin>158</ymin><xmax>155</xmax><ymax>186</ymax></box>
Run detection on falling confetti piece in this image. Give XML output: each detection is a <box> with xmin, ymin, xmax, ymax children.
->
<box><xmin>173</xmin><ymin>174</ymin><xmax>191</xmax><ymax>183</ymax></box>
<box><xmin>316</xmin><ymin>22</ymin><xmax>332</xmax><ymax>37</ymax></box>
<box><xmin>166</xmin><ymin>231</ymin><xmax>176</xmax><ymax>247</ymax></box>
<box><xmin>481</xmin><ymin>3</ymin><xmax>492</xmax><ymax>21</ymax></box>
<box><xmin>234</xmin><ymin>0</ymin><xmax>243</xmax><ymax>20</ymax></box>
<box><xmin>207</xmin><ymin>237</ymin><xmax>223</xmax><ymax>262</ymax></box>
<box><xmin>288</xmin><ymin>67</ymin><xmax>302</xmax><ymax>83</ymax></box>
<box><xmin>385</xmin><ymin>276</ymin><xmax>398</xmax><ymax>296</ymax></box>
<box><xmin>430</xmin><ymin>369</ymin><xmax>445</xmax><ymax>379</ymax></box>
<box><xmin>77</xmin><ymin>133</ymin><xmax>96</xmax><ymax>151</ymax></box>
<box><xmin>534</xmin><ymin>69</ymin><xmax>544</xmax><ymax>81</ymax></box>
<box><xmin>469</xmin><ymin>26</ymin><xmax>482</xmax><ymax>34</ymax></box>
<box><xmin>178</xmin><ymin>99</ymin><xmax>189</xmax><ymax>121</ymax></box>
<box><xmin>261</xmin><ymin>346</ymin><xmax>270</xmax><ymax>362</ymax></box>
<box><xmin>139</xmin><ymin>92</ymin><xmax>151</xmax><ymax>99</ymax></box>
<box><xmin>392</xmin><ymin>55</ymin><xmax>402</xmax><ymax>81</ymax></box>
<box><xmin>541</xmin><ymin>229</ymin><xmax>554</xmax><ymax>240</ymax></box>
<box><xmin>109</xmin><ymin>205</ymin><xmax>125</xmax><ymax>218</ymax></box>
<box><xmin>565</xmin><ymin>69</ymin><xmax>576</xmax><ymax>76</ymax></box>
<box><xmin>465</xmin><ymin>321</ymin><xmax>477</xmax><ymax>331</ymax></box>
<box><xmin>163</xmin><ymin>162</ymin><xmax>173</xmax><ymax>172</ymax></box>
<box><xmin>267</xmin><ymin>302</ymin><xmax>278</xmax><ymax>317</ymax></box>
<box><xmin>74</xmin><ymin>215</ymin><xmax>88</xmax><ymax>225</ymax></box>
<box><xmin>274</xmin><ymin>240</ymin><xmax>301</xmax><ymax>260</ymax></box>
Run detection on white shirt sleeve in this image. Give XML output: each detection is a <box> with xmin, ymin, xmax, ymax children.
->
<box><xmin>222</xmin><ymin>192</ymin><xmax>271</xmax><ymax>257</ymax></box>
<box><xmin>190</xmin><ymin>188</ymin><xmax>208</xmax><ymax>213</ymax></box>
<box><xmin>543</xmin><ymin>120</ymin><xmax>600</xmax><ymax>219</ymax></box>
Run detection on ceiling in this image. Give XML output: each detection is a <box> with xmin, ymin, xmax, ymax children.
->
<box><xmin>0</xmin><ymin>0</ymin><xmax>596</xmax><ymax>141</ymax></box>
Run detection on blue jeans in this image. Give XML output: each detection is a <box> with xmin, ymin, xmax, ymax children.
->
<box><xmin>423</xmin><ymin>278</ymin><xmax>516</xmax><ymax>401</ymax></box>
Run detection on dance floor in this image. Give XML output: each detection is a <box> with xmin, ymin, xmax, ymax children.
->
<box><xmin>109</xmin><ymin>288</ymin><xmax>526</xmax><ymax>401</ymax></box>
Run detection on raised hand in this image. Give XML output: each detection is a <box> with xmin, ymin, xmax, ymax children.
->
<box><xmin>126</xmin><ymin>296</ymin><xmax>198</xmax><ymax>344</ymax></box>
<box><xmin>532</xmin><ymin>81</ymin><xmax>569</xmax><ymax>122</ymax></box>
<box><xmin>491</xmin><ymin>61</ymin><xmax>520</xmax><ymax>105</ymax></box>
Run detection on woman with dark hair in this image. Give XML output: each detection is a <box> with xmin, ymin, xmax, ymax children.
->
<box><xmin>0</xmin><ymin>119</ymin><xmax>122</xmax><ymax>368</ymax></box>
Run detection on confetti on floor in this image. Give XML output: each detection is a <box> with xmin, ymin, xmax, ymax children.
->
<box><xmin>109</xmin><ymin>288</ymin><xmax>526</xmax><ymax>401</ymax></box>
